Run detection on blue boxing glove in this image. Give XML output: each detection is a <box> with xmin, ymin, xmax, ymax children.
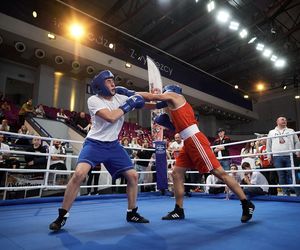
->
<box><xmin>115</xmin><ymin>86</ymin><xmax>135</xmax><ymax>97</ymax></box>
<box><xmin>119</xmin><ymin>94</ymin><xmax>145</xmax><ymax>114</ymax></box>
<box><xmin>154</xmin><ymin>113</ymin><xmax>175</xmax><ymax>131</ymax></box>
<box><xmin>156</xmin><ymin>101</ymin><xmax>168</xmax><ymax>109</ymax></box>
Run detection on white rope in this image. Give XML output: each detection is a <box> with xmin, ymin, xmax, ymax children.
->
<box><xmin>1</xmin><ymin>131</ymin><xmax>299</xmax><ymax>198</ymax></box>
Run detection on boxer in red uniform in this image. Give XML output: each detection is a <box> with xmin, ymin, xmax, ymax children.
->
<box><xmin>116</xmin><ymin>84</ymin><xmax>255</xmax><ymax>223</ymax></box>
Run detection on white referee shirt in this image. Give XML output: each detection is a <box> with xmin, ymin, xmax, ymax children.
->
<box><xmin>87</xmin><ymin>94</ymin><xmax>128</xmax><ymax>142</ymax></box>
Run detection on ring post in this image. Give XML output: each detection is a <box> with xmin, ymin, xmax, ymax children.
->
<box><xmin>155</xmin><ymin>141</ymin><xmax>168</xmax><ymax>191</ymax></box>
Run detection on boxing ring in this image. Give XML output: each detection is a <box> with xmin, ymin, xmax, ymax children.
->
<box><xmin>0</xmin><ymin>131</ymin><xmax>300</xmax><ymax>250</ymax></box>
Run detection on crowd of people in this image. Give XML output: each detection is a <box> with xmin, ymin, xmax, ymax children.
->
<box><xmin>0</xmin><ymin>93</ymin><xmax>299</xmax><ymax>199</ymax></box>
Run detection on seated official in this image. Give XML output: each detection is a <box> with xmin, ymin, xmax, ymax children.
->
<box><xmin>205</xmin><ymin>174</ymin><xmax>225</xmax><ymax>194</ymax></box>
<box><xmin>241</xmin><ymin>162</ymin><xmax>269</xmax><ymax>196</ymax></box>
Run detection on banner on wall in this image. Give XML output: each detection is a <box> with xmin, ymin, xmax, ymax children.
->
<box><xmin>147</xmin><ymin>56</ymin><xmax>164</xmax><ymax>141</ymax></box>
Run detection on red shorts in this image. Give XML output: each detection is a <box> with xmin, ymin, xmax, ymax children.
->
<box><xmin>175</xmin><ymin>132</ymin><xmax>221</xmax><ymax>173</ymax></box>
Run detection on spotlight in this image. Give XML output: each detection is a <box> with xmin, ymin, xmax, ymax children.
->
<box><xmin>207</xmin><ymin>1</ymin><xmax>215</xmax><ymax>12</ymax></box>
<box><xmin>270</xmin><ymin>55</ymin><xmax>278</xmax><ymax>62</ymax></box>
<box><xmin>69</xmin><ymin>23</ymin><xmax>84</xmax><ymax>39</ymax></box>
<box><xmin>239</xmin><ymin>29</ymin><xmax>248</xmax><ymax>38</ymax></box>
<box><xmin>108</xmin><ymin>43</ymin><xmax>114</xmax><ymax>49</ymax></box>
<box><xmin>32</xmin><ymin>11</ymin><xmax>38</xmax><ymax>18</ymax></box>
<box><xmin>256</xmin><ymin>83</ymin><xmax>265</xmax><ymax>91</ymax></box>
<box><xmin>256</xmin><ymin>43</ymin><xmax>264</xmax><ymax>51</ymax></box>
<box><xmin>34</xmin><ymin>48</ymin><xmax>46</xmax><ymax>59</ymax></box>
<box><xmin>15</xmin><ymin>41</ymin><xmax>26</xmax><ymax>52</ymax></box>
<box><xmin>295</xmin><ymin>95</ymin><xmax>300</xmax><ymax>99</ymax></box>
<box><xmin>274</xmin><ymin>59</ymin><xmax>286</xmax><ymax>68</ymax></box>
<box><xmin>262</xmin><ymin>48</ymin><xmax>272</xmax><ymax>58</ymax></box>
<box><xmin>234</xmin><ymin>85</ymin><xmax>239</xmax><ymax>89</ymax></box>
<box><xmin>248</xmin><ymin>37</ymin><xmax>257</xmax><ymax>44</ymax></box>
<box><xmin>283</xmin><ymin>85</ymin><xmax>287</xmax><ymax>90</ymax></box>
<box><xmin>216</xmin><ymin>10</ymin><xmax>230</xmax><ymax>23</ymax></box>
<box><xmin>55</xmin><ymin>55</ymin><xmax>64</xmax><ymax>64</ymax></box>
<box><xmin>48</xmin><ymin>33</ymin><xmax>56</xmax><ymax>40</ymax></box>
<box><xmin>125</xmin><ymin>62</ymin><xmax>132</xmax><ymax>68</ymax></box>
<box><xmin>229</xmin><ymin>21</ymin><xmax>239</xmax><ymax>31</ymax></box>
<box><xmin>244</xmin><ymin>95</ymin><xmax>249</xmax><ymax>99</ymax></box>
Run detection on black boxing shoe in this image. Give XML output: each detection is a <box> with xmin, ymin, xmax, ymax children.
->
<box><xmin>126</xmin><ymin>207</ymin><xmax>149</xmax><ymax>223</ymax></box>
<box><xmin>241</xmin><ymin>200</ymin><xmax>255</xmax><ymax>223</ymax></box>
<box><xmin>162</xmin><ymin>204</ymin><xmax>185</xmax><ymax>220</ymax></box>
<box><xmin>49</xmin><ymin>208</ymin><xmax>69</xmax><ymax>231</ymax></box>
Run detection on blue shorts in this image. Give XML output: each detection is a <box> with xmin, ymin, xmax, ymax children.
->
<box><xmin>77</xmin><ymin>138</ymin><xmax>133</xmax><ymax>179</ymax></box>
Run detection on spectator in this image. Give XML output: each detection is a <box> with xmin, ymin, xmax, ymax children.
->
<box><xmin>241</xmin><ymin>162</ymin><xmax>269</xmax><ymax>196</ymax></box>
<box><xmin>168</xmin><ymin>133</ymin><xmax>183</xmax><ymax>159</ymax></box>
<box><xmin>257</xmin><ymin>137</ymin><xmax>278</xmax><ymax>195</ymax></box>
<box><xmin>25</xmin><ymin>137</ymin><xmax>48</xmax><ymax>170</ymax></box>
<box><xmin>75</xmin><ymin>112</ymin><xmax>89</xmax><ymax>133</ymax></box>
<box><xmin>49</xmin><ymin>140</ymin><xmax>67</xmax><ymax>170</ymax></box>
<box><xmin>49</xmin><ymin>140</ymin><xmax>67</xmax><ymax>185</ymax></box>
<box><xmin>35</xmin><ymin>104</ymin><xmax>46</xmax><ymax>118</ymax></box>
<box><xmin>205</xmin><ymin>174</ymin><xmax>225</xmax><ymax>194</ymax></box>
<box><xmin>1</xmin><ymin>101</ymin><xmax>11</xmax><ymax>112</ymax></box>
<box><xmin>213</xmin><ymin>128</ymin><xmax>231</xmax><ymax>170</ymax></box>
<box><xmin>0</xmin><ymin>119</ymin><xmax>10</xmax><ymax>132</ymax></box>
<box><xmin>15</xmin><ymin>125</ymin><xmax>31</xmax><ymax>145</ymax></box>
<box><xmin>56</xmin><ymin>108</ymin><xmax>69</xmax><ymax>122</ymax></box>
<box><xmin>135</xmin><ymin>139</ymin><xmax>154</xmax><ymax>191</ymax></box>
<box><xmin>121</xmin><ymin>137</ymin><xmax>132</xmax><ymax>157</ymax></box>
<box><xmin>267</xmin><ymin>116</ymin><xmax>300</xmax><ymax>196</ymax></box>
<box><xmin>18</xmin><ymin>98</ymin><xmax>35</xmax><ymax>125</ymax></box>
<box><xmin>0</xmin><ymin>134</ymin><xmax>11</xmax><ymax>185</ymax></box>
<box><xmin>86</xmin><ymin>165</ymin><xmax>101</xmax><ymax>195</ymax></box>
<box><xmin>83</xmin><ymin>119</ymin><xmax>92</xmax><ymax>134</ymax></box>
<box><xmin>226</xmin><ymin>163</ymin><xmax>242</xmax><ymax>199</ymax></box>
<box><xmin>129</xmin><ymin>137</ymin><xmax>141</xmax><ymax>149</ymax></box>
<box><xmin>240</xmin><ymin>141</ymin><xmax>258</xmax><ymax>168</ymax></box>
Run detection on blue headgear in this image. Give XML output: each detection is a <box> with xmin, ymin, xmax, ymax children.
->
<box><xmin>163</xmin><ymin>84</ymin><xmax>182</xmax><ymax>94</ymax></box>
<box><xmin>91</xmin><ymin>70</ymin><xmax>114</xmax><ymax>96</ymax></box>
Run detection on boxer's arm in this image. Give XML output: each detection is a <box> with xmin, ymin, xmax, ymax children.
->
<box><xmin>137</xmin><ymin>92</ymin><xmax>173</xmax><ymax>102</ymax></box>
<box><xmin>96</xmin><ymin>108</ymin><xmax>124</xmax><ymax>123</ymax></box>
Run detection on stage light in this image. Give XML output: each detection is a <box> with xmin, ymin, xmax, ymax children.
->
<box><xmin>244</xmin><ymin>95</ymin><xmax>249</xmax><ymax>99</ymax></box>
<box><xmin>262</xmin><ymin>48</ymin><xmax>272</xmax><ymax>58</ymax></box>
<box><xmin>256</xmin><ymin>43</ymin><xmax>264</xmax><ymax>51</ymax></box>
<box><xmin>109</xmin><ymin>43</ymin><xmax>114</xmax><ymax>49</ymax></box>
<box><xmin>32</xmin><ymin>11</ymin><xmax>38</xmax><ymax>18</ymax></box>
<box><xmin>274</xmin><ymin>59</ymin><xmax>286</xmax><ymax>68</ymax></box>
<box><xmin>229</xmin><ymin>21</ymin><xmax>239</xmax><ymax>31</ymax></box>
<box><xmin>47</xmin><ymin>33</ymin><xmax>56</xmax><ymax>40</ymax></box>
<box><xmin>248</xmin><ymin>37</ymin><xmax>257</xmax><ymax>44</ymax></box>
<box><xmin>283</xmin><ymin>85</ymin><xmax>287</xmax><ymax>90</ymax></box>
<box><xmin>216</xmin><ymin>10</ymin><xmax>230</xmax><ymax>23</ymax></box>
<box><xmin>54</xmin><ymin>72</ymin><xmax>63</xmax><ymax>76</ymax></box>
<box><xmin>207</xmin><ymin>1</ymin><xmax>215</xmax><ymax>12</ymax></box>
<box><xmin>69</xmin><ymin>23</ymin><xmax>84</xmax><ymax>39</ymax></box>
<box><xmin>125</xmin><ymin>62</ymin><xmax>132</xmax><ymax>68</ymax></box>
<box><xmin>270</xmin><ymin>55</ymin><xmax>278</xmax><ymax>62</ymax></box>
<box><xmin>239</xmin><ymin>29</ymin><xmax>248</xmax><ymax>38</ymax></box>
<box><xmin>295</xmin><ymin>95</ymin><xmax>300</xmax><ymax>99</ymax></box>
<box><xmin>234</xmin><ymin>85</ymin><xmax>239</xmax><ymax>89</ymax></box>
<box><xmin>256</xmin><ymin>83</ymin><xmax>265</xmax><ymax>91</ymax></box>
